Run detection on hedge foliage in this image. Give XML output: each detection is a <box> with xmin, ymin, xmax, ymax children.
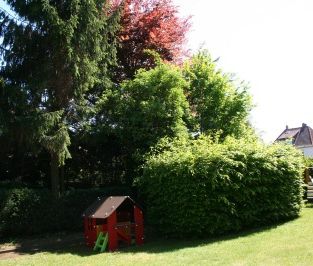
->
<box><xmin>0</xmin><ymin>186</ymin><xmax>132</xmax><ymax>237</ymax></box>
<box><xmin>137</xmin><ymin>137</ymin><xmax>304</xmax><ymax>238</ymax></box>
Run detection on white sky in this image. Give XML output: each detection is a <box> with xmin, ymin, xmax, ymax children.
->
<box><xmin>1</xmin><ymin>0</ymin><xmax>313</xmax><ymax>142</ymax></box>
<box><xmin>173</xmin><ymin>0</ymin><xmax>313</xmax><ymax>142</ymax></box>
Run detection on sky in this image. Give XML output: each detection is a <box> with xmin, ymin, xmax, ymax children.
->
<box><xmin>1</xmin><ymin>1</ymin><xmax>313</xmax><ymax>142</ymax></box>
<box><xmin>173</xmin><ymin>0</ymin><xmax>313</xmax><ymax>142</ymax></box>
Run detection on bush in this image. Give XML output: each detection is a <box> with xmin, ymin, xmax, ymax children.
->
<box><xmin>0</xmin><ymin>186</ymin><xmax>132</xmax><ymax>237</ymax></box>
<box><xmin>137</xmin><ymin>136</ymin><xmax>304</xmax><ymax>238</ymax></box>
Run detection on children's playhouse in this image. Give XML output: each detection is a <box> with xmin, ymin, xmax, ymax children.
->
<box><xmin>82</xmin><ymin>196</ymin><xmax>144</xmax><ymax>251</ymax></box>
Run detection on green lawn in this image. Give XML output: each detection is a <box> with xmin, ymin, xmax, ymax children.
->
<box><xmin>1</xmin><ymin>205</ymin><xmax>313</xmax><ymax>266</ymax></box>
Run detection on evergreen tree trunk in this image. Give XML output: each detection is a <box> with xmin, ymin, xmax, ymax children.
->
<box><xmin>60</xmin><ymin>166</ymin><xmax>65</xmax><ymax>193</ymax></box>
<box><xmin>50</xmin><ymin>152</ymin><xmax>60</xmax><ymax>199</ymax></box>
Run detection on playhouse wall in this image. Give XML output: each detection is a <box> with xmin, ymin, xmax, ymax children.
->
<box><xmin>108</xmin><ymin>210</ymin><xmax>118</xmax><ymax>251</ymax></box>
<box><xmin>84</xmin><ymin>218</ymin><xmax>108</xmax><ymax>247</ymax></box>
<box><xmin>134</xmin><ymin>206</ymin><xmax>144</xmax><ymax>245</ymax></box>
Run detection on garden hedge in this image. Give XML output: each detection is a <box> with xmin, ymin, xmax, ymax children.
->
<box><xmin>137</xmin><ymin>137</ymin><xmax>304</xmax><ymax>238</ymax></box>
<box><xmin>0</xmin><ymin>186</ymin><xmax>132</xmax><ymax>238</ymax></box>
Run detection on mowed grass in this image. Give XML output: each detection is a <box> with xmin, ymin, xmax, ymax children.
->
<box><xmin>2</xmin><ymin>206</ymin><xmax>313</xmax><ymax>266</ymax></box>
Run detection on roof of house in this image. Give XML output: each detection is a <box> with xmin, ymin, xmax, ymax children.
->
<box><xmin>82</xmin><ymin>196</ymin><xmax>138</xmax><ymax>219</ymax></box>
<box><xmin>276</xmin><ymin>123</ymin><xmax>313</xmax><ymax>146</ymax></box>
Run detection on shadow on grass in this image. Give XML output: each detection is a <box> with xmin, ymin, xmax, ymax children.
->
<box><xmin>0</xmin><ymin>217</ymin><xmax>295</xmax><ymax>259</ymax></box>
<box><xmin>120</xmin><ymin>221</ymin><xmax>288</xmax><ymax>254</ymax></box>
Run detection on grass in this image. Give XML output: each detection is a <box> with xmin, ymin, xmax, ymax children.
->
<box><xmin>1</xmin><ymin>205</ymin><xmax>313</xmax><ymax>266</ymax></box>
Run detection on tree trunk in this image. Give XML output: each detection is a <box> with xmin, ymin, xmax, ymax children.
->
<box><xmin>50</xmin><ymin>152</ymin><xmax>60</xmax><ymax>199</ymax></box>
<box><xmin>60</xmin><ymin>165</ymin><xmax>65</xmax><ymax>193</ymax></box>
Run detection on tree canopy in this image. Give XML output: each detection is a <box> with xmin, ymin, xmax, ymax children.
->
<box><xmin>113</xmin><ymin>0</ymin><xmax>190</xmax><ymax>81</ymax></box>
<box><xmin>0</xmin><ymin>1</ymin><xmax>256</xmax><ymax>192</ymax></box>
<box><xmin>183</xmin><ymin>51</ymin><xmax>253</xmax><ymax>139</ymax></box>
<box><xmin>116</xmin><ymin>60</ymin><xmax>190</xmax><ymax>151</ymax></box>
<box><xmin>0</xmin><ymin>0</ymin><xmax>120</xmax><ymax>197</ymax></box>
<box><xmin>93</xmin><ymin>58</ymin><xmax>190</xmax><ymax>183</ymax></box>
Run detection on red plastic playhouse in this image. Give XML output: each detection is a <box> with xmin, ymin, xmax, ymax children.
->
<box><xmin>82</xmin><ymin>196</ymin><xmax>144</xmax><ymax>251</ymax></box>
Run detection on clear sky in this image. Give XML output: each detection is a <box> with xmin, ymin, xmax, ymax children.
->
<box><xmin>1</xmin><ymin>0</ymin><xmax>313</xmax><ymax>142</ymax></box>
<box><xmin>173</xmin><ymin>0</ymin><xmax>313</xmax><ymax>142</ymax></box>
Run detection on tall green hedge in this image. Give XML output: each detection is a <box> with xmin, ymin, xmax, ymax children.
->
<box><xmin>137</xmin><ymin>137</ymin><xmax>304</xmax><ymax>238</ymax></box>
<box><xmin>0</xmin><ymin>186</ymin><xmax>132</xmax><ymax>237</ymax></box>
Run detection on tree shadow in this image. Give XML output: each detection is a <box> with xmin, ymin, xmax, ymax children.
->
<box><xmin>118</xmin><ymin>222</ymin><xmax>284</xmax><ymax>254</ymax></box>
<box><xmin>0</xmin><ymin>219</ymin><xmax>291</xmax><ymax>259</ymax></box>
<box><xmin>0</xmin><ymin>232</ymin><xmax>90</xmax><ymax>259</ymax></box>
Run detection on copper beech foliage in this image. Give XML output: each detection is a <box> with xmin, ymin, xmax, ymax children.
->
<box><xmin>111</xmin><ymin>0</ymin><xmax>191</xmax><ymax>81</ymax></box>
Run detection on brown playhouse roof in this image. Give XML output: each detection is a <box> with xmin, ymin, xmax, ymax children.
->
<box><xmin>82</xmin><ymin>196</ymin><xmax>136</xmax><ymax>219</ymax></box>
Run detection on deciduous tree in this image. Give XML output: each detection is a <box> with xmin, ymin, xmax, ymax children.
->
<box><xmin>183</xmin><ymin>51</ymin><xmax>253</xmax><ymax>139</ymax></box>
<box><xmin>113</xmin><ymin>0</ymin><xmax>190</xmax><ymax>81</ymax></box>
<box><xmin>95</xmin><ymin>57</ymin><xmax>190</xmax><ymax>184</ymax></box>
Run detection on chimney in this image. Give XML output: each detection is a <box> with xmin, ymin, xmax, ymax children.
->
<box><xmin>286</xmin><ymin>125</ymin><xmax>288</xmax><ymax>129</ymax></box>
<box><xmin>302</xmin><ymin>123</ymin><xmax>307</xmax><ymax>128</ymax></box>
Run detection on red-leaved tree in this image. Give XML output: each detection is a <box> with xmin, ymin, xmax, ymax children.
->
<box><xmin>112</xmin><ymin>0</ymin><xmax>190</xmax><ymax>81</ymax></box>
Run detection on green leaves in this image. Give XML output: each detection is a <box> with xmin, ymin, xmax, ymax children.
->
<box><xmin>183</xmin><ymin>50</ymin><xmax>253</xmax><ymax>139</ymax></box>
<box><xmin>40</xmin><ymin>125</ymin><xmax>71</xmax><ymax>166</ymax></box>
<box><xmin>0</xmin><ymin>186</ymin><xmax>132</xmax><ymax>237</ymax></box>
<box><xmin>0</xmin><ymin>0</ymin><xmax>120</xmax><ymax>193</ymax></box>
<box><xmin>115</xmin><ymin>61</ymin><xmax>190</xmax><ymax>153</ymax></box>
<box><xmin>138</xmin><ymin>137</ymin><xmax>304</xmax><ymax>238</ymax></box>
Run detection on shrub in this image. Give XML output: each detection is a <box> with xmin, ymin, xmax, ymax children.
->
<box><xmin>0</xmin><ymin>186</ymin><xmax>132</xmax><ymax>237</ymax></box>
<box><xmin>137</xmin><ymin>136</ymin><xmax>304</xmax><ymax>238</ymax></box>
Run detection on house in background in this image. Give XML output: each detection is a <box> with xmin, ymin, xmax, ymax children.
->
<box><xmin>276</xmin><ymin>123</ymin><xmax>313</xmax><ymax>158</ymax></box>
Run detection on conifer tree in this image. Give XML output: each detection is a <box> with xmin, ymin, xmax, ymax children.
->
<box><xmin>0</xmin><ymin>0</ymin><xmax>119</xmax><ymax>197</ymax></box>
